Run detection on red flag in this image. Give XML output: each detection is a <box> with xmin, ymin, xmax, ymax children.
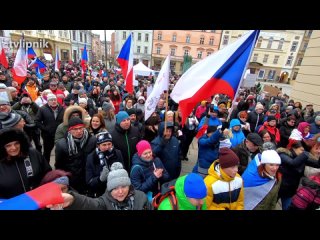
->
<box><xmin>195</xmin><ymin>124</ymin><xmax>208</xmax><ymax>139</ymax></box>
<box><xmin>0</xmin><ymin>48</ymin><xmax>9</xmax><ymax>69</ymax></box>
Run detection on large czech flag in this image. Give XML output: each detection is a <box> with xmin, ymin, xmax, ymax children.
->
<box><xmin>170</xmin><ymin>30</ymin><xmax>260</xmax><ymax>125</ymax></box>
<box><xmin>117</xmin><ymin>33</ymin><xmax>134</xmax><ymax>93</ymax></box>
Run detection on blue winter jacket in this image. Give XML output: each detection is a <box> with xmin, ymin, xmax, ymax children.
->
<box><xmin>229</xmin><ymin>119</ymin><xmax>246</xmax><ymax>148</ymax></box>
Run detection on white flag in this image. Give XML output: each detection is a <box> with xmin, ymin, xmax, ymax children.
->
<box><xmin>144</xmin><ymin>55</ymin><xmax>170</xmax><ymax>121</ymax></box>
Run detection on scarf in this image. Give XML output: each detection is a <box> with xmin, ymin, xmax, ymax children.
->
<box><xmin>109</xmin><ymin>188</ymin><xmax>135</xmax><ymax>210</ymax></box>
<box><xmin>67</xmin><ymin>129</ymin><xmax>89</xmax><ymax>156</ymax></box>
<box><xmin>96</xmin><ymin>147</ymin><xmax>115</xmax><ymax>168</ymax></box>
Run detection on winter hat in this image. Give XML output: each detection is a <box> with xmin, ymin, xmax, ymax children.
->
<box><xmin>102</xmin><ymin>102</ymin><xmax>113</xmax><ymax>112</ymax></box>
<box><xmin>78</xmin><ymin>98</ymin><xmax>87</xmax><ymax>105</ymax></box>
<box><xmin>107</xmin><ymin>162</ymin><xmax>131</xmax><ymax>191</ymax></box>
<box><xmin>0</xmin><ymin>112</ymin><xmax>22</xmax><ymax>129</ymax></box>
<box><xmin>78</xmin><ymin>89</ymin><xmax>86</xmax><ymax>95</ymax></box>
<box><xmin>247</xmin><ymin>133</ymin><xmax>263</xmax><ymax>146</ymax></box>
<box><xmin>261</xmin><ymin>150</ymin><xmax>281</xmax><ymax>165</ymax></box>
<box><xmin>315</xmin><ymin>116</ymin><xmax>320</xmax><ymax>122</ymax></box>
<box><xmin>219</xmin><ymin>138</ymin><xmax>232</xmax><ymax>149</ymax></box>
<box><xmin>53</xmin><ymin>176</ymin><xmax>69</xmax><ymax>186</ymax></box>
<box><xmin>116</xmin><ymin>111</ymin><xmax>130</xmax><ymax>124</ymax></box>
<box><xmin>68</xmin><ymin>117</ymin><xmax>85</xmax><ymax>131</ymax></box>
<box><xmin>40</xmin><ymin>169</ymin><xmax>72</xmax><ymax>185</ymax></box>
<box><xmin>286</xmin><ymin>106</ymin><xmax>293</xmax><ymax>111</ymax></box>
<box><xmin>0</xmin><ymin>97</ymin><xmax>10</xmax><ymax>105</ymax></box>
<box><xmin>267</xmin><ymin>115</ymin><xmax>277</xmax><ymax>122</ymax></box>
<box><xmin>219</xmin><ymin>148</ymin><xmax>240</xmax><ymax>168</ymax></box>
<box><xmin>184</xmin><ymin>173</ymin><xmax>207</xmax><ymax>199</ymax></box>
<box><xmin>47</xmin><ymin>93</ymin><xmax>57</xmax><ymax>101</ymax></box>
<box><xmin>96</xmin><ymin>131</ymin><xmax>112</xmax><ymax>144</ymax></box>
<box><xmin>7</xmin><ymin>87</ymin><xmax>17</xmax><ymax>93</ymax></box>
<box><xmin>262</xmin><ymin>142</ymin><xmax>276</xmax><ymax>151</ymax></box>
<box><xmin>126</xmin><ymin>108</ymin><xmax>136</xmax><ymax>116</ymax></box>
<box><xmin>136</xmin><ymin>140</ymin><xmax>152</xmax><ymax>157</ymax></box>
<box><xmin>138</xmin><ymin>96</ymin><xmax>145</xmax><ymax>102</ymax></box>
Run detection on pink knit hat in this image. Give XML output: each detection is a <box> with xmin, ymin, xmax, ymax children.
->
<box><xmin>136</xmin><ymin>140</ymin><xmax>152</xmax><ymax>156</ymax></box>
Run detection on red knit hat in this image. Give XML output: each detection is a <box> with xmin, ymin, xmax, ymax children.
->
<box><xmin>136</xmin><ymin>140</ymin><xmax>152</xmax><ymax>157</ymax></box>
<box><xmin>219</xmin><ymin>148</ymin><xmax>240</xmax><ymax>168</ymax></box>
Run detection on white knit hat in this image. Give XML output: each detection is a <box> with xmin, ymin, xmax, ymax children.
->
<box><xmin>78</xmin><ymin>98</ymin><xmax>87</xmax><ymax>105</ymax></box>
<box><xmin>47</xmin><ymin>93</ymin><xmax>57</xmax><ymax>101</ymax></box>
<box><xmin>261</xmin><ymin>150</ymin><xmax>281</xmax><ymax>165</ymax></box>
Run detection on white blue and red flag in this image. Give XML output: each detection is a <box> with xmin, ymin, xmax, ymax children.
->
<box><xmin>171</xmin><ymin>30</ymin><xmax>260</xmax><ymax>125</ymax></box>
<box><xmin>117</xmin><ymin>33</ymin><xmax>134</xmax><ymax>93</ymax></box>
<box><xmin>27</xmin><ymin>47</ymin><xmax>37</xmax><ymax>59</ymax></box>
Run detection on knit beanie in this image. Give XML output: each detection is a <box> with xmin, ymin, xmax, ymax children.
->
<box><xmin>136</xmin><ymin>140</ymin><xmax>152</xmax><ymax>157</ymax></box>
<box><xmin>116</xmin><ymin>111</ymin><xmax>130</xmax><ymax>124</ymax></box>
<box><xmin>68</xmin><ymin>117</ymin><xmax>84</xmax><ymax>131</ymax></box>
<box><xmin>126</xmin><ymin>108</ymin><xmax>136</xmax><ymax>116</ymax></box>
<box><xmin>102</xmin><ymin>102</ymin><xmax>113</xmax><ymax>112</ymax></box>
<box><xmin>107</xmin><ymin>162</ymin><xmax>131</xmax><ymax>191</ymax></box>
<box><xmin>267</xmin><ymin>115</ymin><xmax>277</xmax><ymax>122</ymax></box>
<box><xmin>219</xmin><ymin>148</ymin><xmax>240</xmax><ymax>168</ymax></box>
<box><xmin>78</xmin><ymin>98</ymin><xmax>87</xmax><ymax>105</ymax></box>
<box><xmin>96</xmin><ymin>131</ymin><xmax>112</xmax><ymax>144</ymax></box>
<box><xmin>315</xmin><ymin>115</ymin><xmax>320</xmax><ymax>122</ymax></box>
<box><xmin>184</xmin><ymin>173</ymin><xmax>207</xmax><ymax>199</ymax></box>
<box><xmin>0</xmin><ymin>97</ymin><xmax>10</xmax><ymax>105</ymax></box>
<box><xmin>261</xmin><ymin>150</ymin><xmax>281</xmax><ymax>165</ymax></box>
<box><xmin>219</xmin><ymin>138</ymin><xmax>232</xmax><ymax>149</ymax></box>
<box><xmin>0</xmin><ymin>112</ymin><xmax>22</xmax><ymax>129</ymax></box>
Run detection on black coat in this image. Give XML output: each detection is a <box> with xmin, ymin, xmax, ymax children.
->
<box><xmin>0</xmin><ymin>148</ymin><xmax>52</xmax><ymax>199</ymax></box>
<box><xmin>55</xmin><ymin>134</ymin><xmax>96</xmax><ymax>194</ymax></box>
<box><xmin>278</xmin><ymin>121</ymin><xmax>295</xmax><ymax>148</ymax></box>
<box><xmin>86</xmin><ymin>148</ymin><xmax>124</xmax><ymax>197</ymax></box>
<box><xmin>110</xmin><ymin>124</ymin><xmax>141</xmax><ymax>171</ymax></box>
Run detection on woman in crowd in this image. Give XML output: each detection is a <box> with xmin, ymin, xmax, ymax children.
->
<box><xmin>88</xmin><ymin>113</ymin><xmax>108</xmax><ymax>136</ymax></box>
<box><xmin>0</xmin><ymin>129</ymin><xmax>52</xmax><ymax>199</ymax></box>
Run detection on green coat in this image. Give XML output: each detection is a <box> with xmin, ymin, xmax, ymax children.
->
<box><xmin>158</xmin><ymin>175</ymin><xmax>207</xmax><ymax>210</ymax></box>
<box><xmin>254</xmin><ymin>179</ymin><xmax>281</xmax><ymax>210</ymax></box>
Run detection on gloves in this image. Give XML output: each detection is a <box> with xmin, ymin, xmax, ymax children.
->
<box><xmin>99</xmin><ymin>166</ymin><xmax>109</xmax><ymax>182</ymax></box>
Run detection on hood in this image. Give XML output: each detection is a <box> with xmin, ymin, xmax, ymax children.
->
<box><xmin>230</xmin><ymin>119</ymin><xmax>241</xmax><ymax>129</ymax></box>
<box><xmin>158</xmin><ymin>121</ymin><xmax>174</xmax><ymax>137</ymax></box>
<box><xmin>276</xmin><ymin>147</ymin><xmax>293</xmax><ymax>157</ymax></box>
<box><xmin>63</xmin><ymin>105</ymin><xmax>86</xmax><ymax>126</ymax></box>
<box><xmin>301</xmin><ymin>175</ymin><xmax>320</xmax><ymax>190</ymax></box>
<box><xmin>131</xmin><ymin>153</ymin><xmax>154</xmax><ymax>168</ymax></box>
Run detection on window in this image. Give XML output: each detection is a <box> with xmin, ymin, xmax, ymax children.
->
<box><xmin>72</xmin><ymin>30</ymin><xmax>76</xmax><ymax>41</ymax></box>
<box><xmin>258</xmin><ymin>70</ymin><xmax>265</xmax><ymax>79</ymax></box>
<box><xmin>122</xmin><ymin>31</ymin><xmax>126</xmax><ymax>40</ymax></box>
<box><xmin>170</xmin><ymin>62</ymin><xmax>175</xmax><ymax>72</ymax></box>
<box><xmin>84</xmin><ymin>34</ymin><xmax>87</xmax><ymax>43</ymax></box>
<box><xmin>297</xmin><ymin>57</ymin><xmax>303</xmax><ymax>66</ymax></box>
<box><xmin>137</xmin><ymin>46</ymin><xmax>141</xmax><ymax>53</ymax></box>
<box><xmin>292</xmin><ymin>71</ymin><xmax>298</xmax><ymax>80</ymax></box>
<box><xmin>223</xmin><ymin>35</ymin><xmax>229</xmax><ymax>45</ymax></box>
<box><xmin>158</xmin><ymin>33</ymin><xmax>162</xmax><ymax>40</ymax></box>
<box><xmin>80</xmin><ymin>32</ymin><xmax>83</xmax><ymax>42</ymax></box>
<box><xmin>156</xmin><ymin>47</ymin><xmax>161</xmax><ymax>54</ymax></box>
<box><xmin>273</xmin><ymin>55</ymin><xmax>279</xmax><ymax>64</ymax></box>
<box><xmin>257</xmin><ymin>37</ymin><xmax>262</xmax><ymax>48</ymax></box>
<box><xmin>138</xmin><ymin>33</ymin><xmax>141</xmax><ymax>41</ymax></box>
<box><xmin>307</xmin><ymin>30</ymin><xmax>313</xmax><ymax>37</ymax></box>
<box><xmin>64</xmin><ymin>31</ymin><xmax>68</xmax><ymax>38</ymax></box>
<box><xmin>207</xmin><ymin>52</ymin><xmax>212</xmax><ymax>56</ymax></box>
<box><xmin>200</xmin><ymin>37</ymin><xmax>204</xmax><ymax>44</ymax></box>
<box><xmin>144</xmin><ymin>46</ymin><xmax>148</xmax><ymax>54</ymax></box>
<box><xmin>295</xmin><ymin>36</ymin><xmax>300</xmax><ymax>40</ymax></box>
<box><xmin>263</xmin><ymin>54</ymin><xmax>269</xmax><ymax>63</ymax></box>
<box><xmin>59</xmin><ymin>30</ymin><xmax>63</xmax><ymax>37</ymax></box>
<box><xmin>201</xmin><ymin>30</ymin><xmax>206</xmax><ymax>32</ymax></box>
<box><xmin>209</xmin><ymin>38</ymin><xmax>214</xmax><ymax>45</ymax></box>
<box><xmin>184</xmin><ymin>49</ymin><xmax>189</xmax><ymax>56</ymax></box>
<box><xmin>238</xmin><ymin>34</ymin><xmax>242</xmax><ymax>38</ymax></box>
<box><xmin>267</xmin><ymin>37</ymin><xmax>273</xmax><ymax>49</ymax></box>
<box><xmin>290</xmin><ymin>41</ymin><xmax>298</xmax><ymax>52</ymax></box>
<box><xmin>133</xmin><ymin>59</ymin><xmax>139</xmax><ymax>65</ymax></box>
<box><xmin>186</xmin><ymin>36</ymin><xmax>190</xmax><ymax>43</ymax></box>
<box><xmin>172</xmin><ymin>34</ymin><xmax>177</xmax><ymax>42</ymax></box>
<box><xmin>303</xmin><ymin>42</ymin><xmax>308</xmax><ymax>51</ymax></box>
<box><xmin>225</xmin><ymin>31</ymin><xmax>230</xmax><ymax>34</ymax></box>
<box><xmin>73</xmin><ymin>50</ymin><xmax>77</xmax><ymax>62</ymax></box>
<box><xmin>278</xmin><ymin>38</ymin><xmax>284</xmax><ymax>50</ymax></box>
<box><xmin>197</xmin><ymin>51</ymin><xmax>202</xmax><ymax>59</ymax></box>
<box><xmin>145</xmin><ymin>34</ymin><xmax>149</xmax><ymax>42</ymax></box>
<box><xmin>170</xmin><ymin>48</ymin><xmax>176</xmax><ymax>56</ymax></box>
<box><xmin>286</xmin><ymin>56</ymin><xmax>293</xmax><ymax>66</ymax></box>
<box><xmin>267</xmin><ymin>70</ymin><xmax>276</xmax><ymax>80</ymax></box>
<box><xmin>48</xmin><ymin>30</ymin><xmax>54</xmax><ymax>35</ymax></box>
<box><xmin>211</xmin><ymin>30</ymin><xmax>216</xmax><ymax>33</ymax></box>
<box><xmin>252</xmin><ymin>53</ymin><xmax>258</xmax><ymax>62</ymax></box>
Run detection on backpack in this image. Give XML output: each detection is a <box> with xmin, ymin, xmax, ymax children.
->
<box><xmin>152</xmin><ymin>179</ymin><xmax>178</xmax><ymax>210</ymax></box>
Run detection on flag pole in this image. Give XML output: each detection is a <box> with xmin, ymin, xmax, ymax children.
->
<box><xmin>164</xmin><ymin>89</ymin><xmax>169</xmax><ymax>136</ymax></box>
<box><xmin>226</xmin><ymin>30</ymin><xmax>260</xmax><ymax>122</ymax></box>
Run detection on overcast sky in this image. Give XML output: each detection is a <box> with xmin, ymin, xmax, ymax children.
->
<box><xmin>91</xmin><ymin>30</ymin><xmax>114</xmax><ymax>41</ymax></box>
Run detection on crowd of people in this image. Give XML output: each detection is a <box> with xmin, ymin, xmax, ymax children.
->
<box><xmin>0</xmin><ymin>59</ymin><xmax>320</xmax><ymax>210</ymax></box>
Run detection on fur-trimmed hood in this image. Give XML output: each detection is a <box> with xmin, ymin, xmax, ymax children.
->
<box><xmin>63</xmin><ymin>105</ymin><xmax>86</xmax><ymax>126</ymax></box>
<box><xmin>276</xmin><ymin>147</ymin><xmax>293</xmax><ymax>157</ymax></box>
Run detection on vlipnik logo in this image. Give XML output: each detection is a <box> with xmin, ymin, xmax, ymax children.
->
<box><xmin>1</xmin><ymin>39</ymin><xmax>49</xmax><ymax>49</ymax></box>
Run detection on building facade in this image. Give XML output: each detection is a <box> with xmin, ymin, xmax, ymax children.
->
<box><xmin>114</xmin><ymin>30</ymin><xmax>153</xmax><ymax>67</ymax></box>
<box><xmin>219</xmin><ymin>30</ymin><xmax>307</xmax><ymax>84</ymax></box>
<box><xmin>151</xmin><ymin>30</ymin><xmax>222</xmax><ymax>74</ymax></box>
<box><xmin>92</xmin><ymin>33</ymin><xmax>102</xmax><ymax>63</ymax></box>
<box><xmin>70</xmin><ymin>30</ymin><xmax>92</xmax><ymax>63</ymax></box>
<box><xmin>291</xmin><ymin>30</ymin><xmax>320</xmax><ymax>111</ymax></box>
<box><xmin>101</xmin><ymin>40</ymin><xmax>112</xmax><ymax>67</ymax></box>
<box><xmin>9</xmin><ymin>30</ymin><xmax>71</xmax><ymax>61</ymax></box>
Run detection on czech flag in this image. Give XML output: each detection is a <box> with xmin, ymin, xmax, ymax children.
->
<box><xmin>55</xmin><ymin>48</ymin><xmax>60</xmax><ymax>72</ymax></box>
<box><xmin>0</xmin><ymin>182</ymin><xmax>64</xmax><ymax>210</ymax></box>
<box><xmin>12</xmin><ymin>37</ymin><xmax>28</xmax><ymax>85</ymax></box>
<box><xmin>117</xmin><ymin>33</ymin><xmax>133</xmax><ymax>93</ymax></box>
<box><xmin>27</xmin><ymin>47</ymin><xmax>37</xmax><ymax>59</ymax></box>
<box><xmin>170</xmin><ymin>30</ymin><xmax>260</xmax><ymax>125</ymax></box>
<box><xmin>29</xmin><ymin>58</ymin><xmax>47</xmax><ymax>73</ymax></box>
<box><xmin>0</xmin><ymin>47</ymin><xmax>9</xmax><ymax>69</ymax></box>
<box><xmin>81</xmin><ymin>44</ymin><xmax>88</xmax><ymax>72</ymax></box>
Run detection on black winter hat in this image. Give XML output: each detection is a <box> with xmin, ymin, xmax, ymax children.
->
<box><xmin>96</xmin><ymin>131</ymin><xmax>112</xmax><ymax>144</ymax></box>
<box><xmin>126</xmin><ymin>108</ymin><xmax>136</xmax><ymax>116</ymax></box>
<box><xmin>267</xmin><ymin>115</ymin><xmax>277</xmax><ymax>122</ymax></box>
<box><xmin>246</xmin><ymin>133</ymin><xmax>263</xmax><ymax>146</ymax></box>
<box><xmin>68</xmin><ymin>117</ymin><xmax>84</xmax><ymax>130</ymax></box>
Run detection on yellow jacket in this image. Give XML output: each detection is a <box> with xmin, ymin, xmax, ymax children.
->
<box><xmin>204</xmin><ymin>160</ymin><xmax>244</xmax><ymax>210</ymax></box>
